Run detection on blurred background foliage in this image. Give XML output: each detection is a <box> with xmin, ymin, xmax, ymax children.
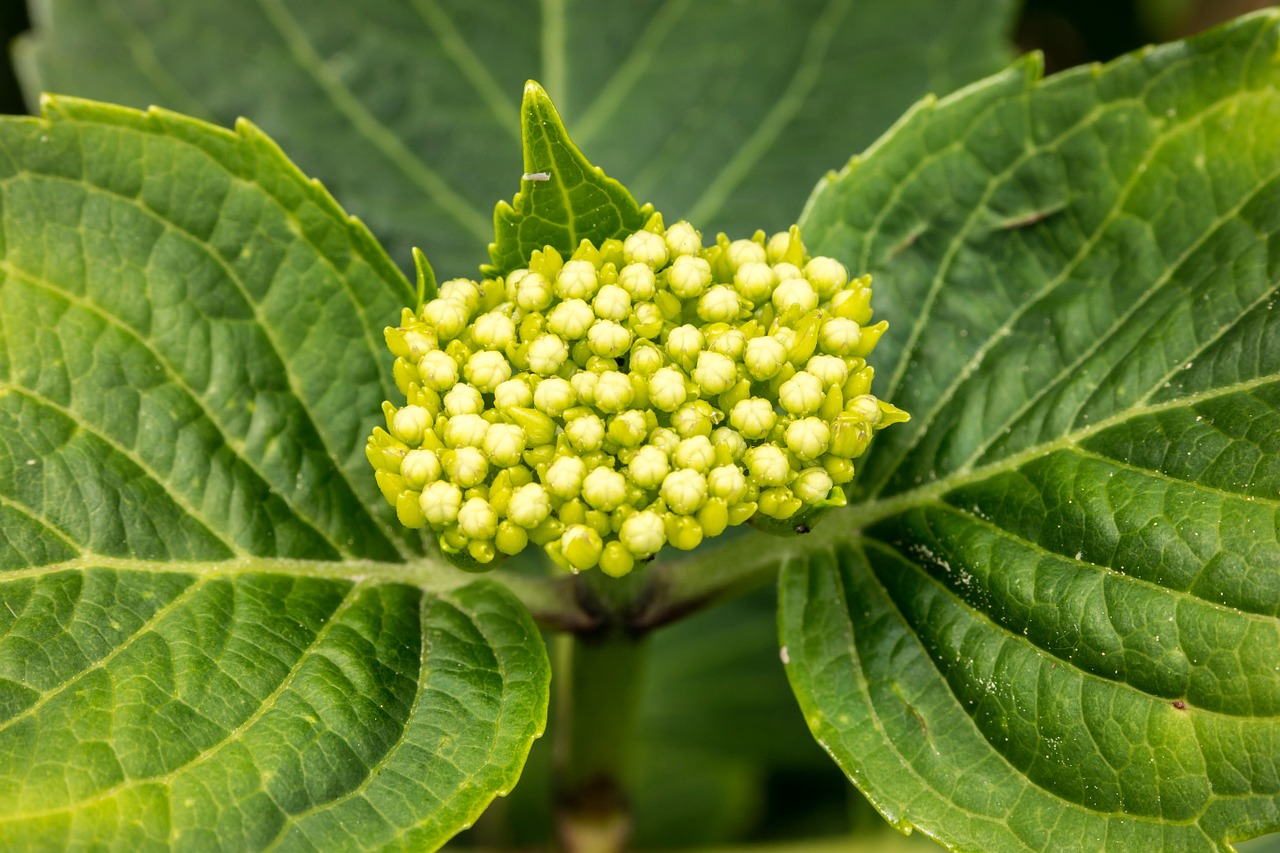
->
<box><xmin>0</xmin><ymin>0</ymin><xmax>1273</xmax><ymax>850</ymax></box>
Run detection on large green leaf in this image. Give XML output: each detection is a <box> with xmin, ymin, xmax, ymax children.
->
<box><xmin>779</xmin><ymin>11</ymin><xmax>1280</xmax><ymax>851</ymax></box>
<box><xmin>14</xmin><ymin>0</ymin><xmax>1016</xmax><ymax>277</ymax></box>
<box><xmin>0</xmin><ymin>97</ymin><xmax>549</xmax><ymax>849</ymax></box>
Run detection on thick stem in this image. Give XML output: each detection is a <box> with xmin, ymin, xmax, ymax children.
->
<box><xmin>553</xmin><ymin>571</ymin><xmax>651</xmax><ymax>853</ymax></box>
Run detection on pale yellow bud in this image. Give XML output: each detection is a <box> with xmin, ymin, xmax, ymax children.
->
<box><xmin>666</xmin><ymin>324</ymin><xmax>704</xmax><ymax>366</ymax></box>
<box><xmin>793</xmin><ymin>467</ymin><xmax>835</xmax><ymax>504</ymax></box>
<box><xmin>665</xmin><ymin>221</ymin><xmax>702</xmax><ymax>256</ymax></box>
<box><xmin>673</xmin><ymin>435</ymin><xmax>716</xmax><ymax>472</ymax></box>
<box><xmin>437</xmin><ymin>278</ymin><xmax>481</xmax><ymax>311</ymax></box>
<box><xmin>401</xmin><ymin>449</ymin><xmax>442</xmax><ymax>490</ymax></box>
<box><xmin>587</xmin><ymin>320</ymin><xmax>632</xmax><ymax>358</ymax></box>
<box><xmin>533</xmin><ymin>376</ymin><xmax>576</xmax><ymax>416</ymax></box>
<box><xmin>443</xmin><ymin>383</ymin><xmax>484</xmax><ymax>416</ymax></box>
<box><xmin>778</xmin><ymin>371</ymin><xmax>824</xmax><ymax>416</ymax></box>
<box><xmin>690</xmin><ymin>350</ymin><xmax>738</xmax><ymax>395</ymax></box>
<box><xmin>805</xmin><ymin>354</ymin><xmax>849</xmax><ymax>389</ymax></box>
<box><xmin>547</xmin><ymin>298</ymin><xmax>596</xmax><ymax>339</ymax></box>
<box><xmin>390</xmin><ymin>405</ymin><xmax>432</xmax><ymax>445</ymax></box>
<box><xmin>592</xmin><ymin>284</ymin><xmax>631</xmax><ymax>321</ymax></box>
<box><xmin>508</xmin><ymin>482</ymin><xmax>552</xmax><ymax>528</ymax></box>
<box><xmin>697</xmin><ymin>285</ymin><xmax>741</xmax><ymax>323</ymax></box>
<box><xmin>785</xmin><ymin>417</ymin><xmax>831</xmax><ymax>461</ymax></box>
<box><xmin>629</xmin><ymin>343</ymin><xmax>665</xmax><ymax>376</ymax></box>
<box><xmin>620</xmin><ymin>510</ymin><xmax>666</xmax><ymax>558</ymax></box>
<box><xmin>628</xmin><ymin>445</ymin><xmax>670</xmax><ymax>489</ymax></box>
<box><xmin>818</xmin><ymin>317</ymin><xmax>862</xmax><ymax>356</ymax></box>
<box><xmin>418</xmin><ymin>349</ymin><xmax>460</xmax><ymax>391</ymax></box>
<box><xmin>494</xmin><ymin>378</ymin><xmax>534</xmax><ymax>411</ymax></box>
<box><xmin>593</xmin><ymin>370</ymin><xmax>635</xmax><ymax>413</ymax></box>
<box><xmin>771</xmin><ymin>277</ymin><xmax>819</xmax><ymax>314</ymax></box>
<box><xmin>618</xmin><ymin>263</ymin><xmax>657</xmax><ymax>300</ymax></box>
<box><xmin>729</xmin><ymin>397</ymin><xmax>776</xmax><ymax>440</ymax></box>
<box><xmin>707</xmin><ymin>464</ymin><xmax>748</xmax><ymax>503</ymax></box>
<box><xmin>804</xmin><ymin>256</ymin><xmax>849</xmax><ymax>299</ymax></box>
<box><xmin>582</xmin><ymin>468</ymin><xmax>628</xmax><ymax>511</ymax></box>
<box><xmin>661</xmin><ymin>469</ymin><xmax>708</xmax><ymax>515</ymax></box>
<box><xmin>527</xmin><ymin>333</ymin><xmax>569</xmax><ymax>375</ymax></box>
<box><xmin>446</xmin><ymin>446</ymin><xmax>489</xmax><ymax>487</ymax></box>
<box><xmin>608</xmin><ymin>409</ymin><xmax>650</xmax><ymax>448</ymax></box>
<box><xmin>420</xmin><ymin>480</ymin><xmax>463</xmax><ymax>526</ymax></box>
<box><xmin>668</xmin><ymin>255</ymin><xmax>712</xmax><ymax>299</ymax></box>
<box><xmin>556</xmin><ymin>259</ymin><xmax>600</xmax><ymax>300</ymax></box>
<box><xmin>623</xmin><ymin>230</ymin><xmax>669</xmax><ymax>269</ymax></box>
<box><xmin>565</xmin><ymin>413</ymin><xmax>606</xmax><ymax>453</ymax></box>
<box><xmin>545</xmin><ymin>455</ymin><xmax>587</xmax><ymax>498</ymax></box>
<box><xmin>708</xmin><ymin>328</ymin><xmax>747</xmax><ymax>361</ymax></box>
<box><xmin>744</xmin><ymin>336</ymin><xmax>787</xmax><ymax>380</ymax></box>
<box><xmin>471</xmin><ymin>312</ymin><xmax>516</xmax><ymax>350</ymax></box>
<box><xmin>483</xmin><ymin>423</ymin><xmax>526</xmax><ymax>467</ymax></box>
<box><xmin>560</xmin><ymin>524</ymin><xmax>604</xmax><ymax>571</ymax></box>
<box><xmin>710</xmin><ymin>427</ymin><xmax>746</xmax><ymax>462</ymax></box>
<box><xmin>443</xmin><ymin>412</ymin><xmax>489</xmax><ymax>448</ymax></box>
<box><xmin>515</xmin><ymin>271</ymin><xmax>553</xmax><ymax>311</ymax></box>
<box><xmin>726</xmin><ymin>239</ymin><xmax>767</xmax><ymax>270</ymax></box>
<box><xmin>464</xmin><ymin>350</ymin><xmax>512</xmax><ymax>392</ymax></box>
<box><xmin>457</xmin><ymin>497</ymin><xmax>499</xmax><ymax>540</ymax></box>
<box><xmin>745</xmin><ymin>445</ymin><xmax>792</xmax><ymax>487</ymax></box>
<box><xmin>734</xmin><ymin>261</ymin><xmax>776</xmax><ymax>304</ymax></box>
<box><xmin>422</xmin><ymin>298</ymin><xmax>471</xmax><ymax>342</ymax></box>
<box><xmin>648</xmin><ymin>367</ymin><xmax>689</xmax><ymax>412</ymax></box>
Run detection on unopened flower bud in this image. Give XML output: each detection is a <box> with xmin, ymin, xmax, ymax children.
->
<box><xmin>443</xmin><ymin>412</ymin><xmax>489</xmax><ymax>448</ymax></box>
<box><xmin>668</xmin><ymin>255</ymin><xmax>712</xmax><ymax>298</ymax></box>
<box><xmin>420</xmin><ymin>481</ymin><xmax>463</xmax><ymax>526</ymax></box>
<box><xmin>649</xmin><ymin>367</ymin><xmax>689</xmax><ymax>412</ymax></box>
<box><xmin>401</xmin><ymin>449</ymin><xmax>442</xmax><ymax>490</ymax></box>
<box><xmin>593</xmin><ymin>284</ymin><xmax>631</xmax><ymax>320</ymax></box>
<box><xmin>527</xmin><ymin>333</ymin><xmax>569</xmax><ymax>375</ymax></box>
<box><xmin>458</xmin><ymin>497</ymin><xmax>499</xmax><ymax>540</ymax></box>
<box><xmin>665</xmin><ymin>221</ymin><xmax>702</xmax><ymax>256</ymax></box>
<box><xmin>745</xmin><ymin>445</ymin><xmax>792</xmax><ymax>487</ymax></box>
<box><xmin>792</xmin><ymin>467</ymin><xmax>835</xmax><ymax>504</ymax></box>
<box><xmin>418</xmin><ymin>350</ymin><xmax>460</xmax><ymax>392</ymax></box>
<box><xmin>516</xmin><ymin>271</ymin><xmax>554</xmax><ymax>311</ymax></box>
<box><xmin>629</xmin><ymin>302</ymin><xmax>665</xmax><ymax>339</ymax></box>
<box><xmin>804</xmin><ymin>256</ymin><xmax>849</xmax><ymax>298</ymax></box>
<box><xmin>494</xmin><ymin>377</ymin><xmax>534</xmax><ymax>410</ymax></box>
<box><xmin>818</xmin><ymin>317</ymin><xmax>861</xmax><ymax>356</ymax></box>
<box><xmin>673</xmin><ymin>435</ymin><xmax>716</xmax><ymax>472</ymax></box>
<box><xmin>629</xmin><ymin>343</ymin><xmax>665</xmax><ymax>377</ymax></box>
<box><xmin>708</xmin><ymin>328</ymin><xmax>746</xmax><ymax>361</ymax></box>
<box><xmin>805</xmin><ymin>354</ymin><xmax>849</xmax><ymax>389</ymax></box>
<box><xmin>692</xmin><ymin>350</ymin><xmax>738</xmax><ymax>395</ymax></box>
<box><xmin>609</xmin><ymin>410</ymin><xmax>650</xmax><ymax>448</ymax></box>
<box><xmin>779</xmin><ymin>371</ymin><xmax>824</xmax><ymax>416</ymax></box>
<box><xmin>496</xmin><ymin>520</ymin><xmax>529</xmax><ymax>555</ymax></box>
<box><xmin>472</xmin><ymin>312</ymin><xmax>516</xmax><ymax>350</ymax></box>
<box><xmin>465</xmin><ymin>350</ymin><xmax>512</xmax><ymax>392</ymax></box>
<box><xmin>785</xmin><ymin>417</ymin><xmax>831</xmax><ymax>461</ymax></box>
<box><xmin>582</xmin><ymin>468</ymin><xmax>628</xmax><ymax>511</ymax></box>
<box><xmin>729</xmin><ymin>397</ymin><xmax>776</xmax><ymax>440</ymax></box>
<box><xmin>618</xmin><ymin>263</ymin><xmax>657</xmax><ymax>300</ymax></box>
<box><xmin>534</xmin><ymin>376</ymin><xmax>576</xmax><ymax>416</ymax></box>
<box><xmin>508</xmin><ymin>482</ymin><xmax>552</xmax><ymax>528</ymax></box>
<box><xmin>710</xmin><ymin>427</ymin><xmax>746</xmax><ymax>462</ymax></box>
<box><xmin>734</xmin><ymin>262</ymin><xmax>776</xmax><ymax>304</ymax></box>
<box><xmin>483</xmin><ymin>423</ymin><xmax>526</xmax><ymax>467</ymax></box>
<box><xmin>771</xmin><ymin>277</ymin><xmax>819</xmax><ymax>314</ymax></box>
<box><xmin>758</xmin><ymin>486</ymin><xmax>802</xmax><ymax>519</ymax></box>
<box><xmin>671</xmin><ymin>401</ymin><xmax>715</xmax><ymax>438</ymax></box>
<box><xmin>545</xmin><ymin>455</ymin><xmax>587</xmax><ymax>498</ymax></box>
<box><xmin>707</xmin><ymin>464</ymin><xmax>748</xmax><ymax>502</ymax></box>
<box><xmin>620</xmin><ymin>510</ymin><xmax>665</xmax><ymax>557</ymax></box>
<box><xmin>599</xmin><ymin>541</ymin><xmax>636</xmax><ymax>578</ymax></box>
<box><xmin>587</xmin><ymin>320</ymin><xmax>632</xmax><ymax>358</ymax></box>
<box><xmin>547</xmin><ymin>298</ymin><xmax>596</xmax><ymax>339</ymax></box>
<box><xmin>446</xmin><ymin>446</ymin><xmax>489</xmax><ymax>487</ymax></box>
<box><xmin>744</xmin><ymin>336</ymin><xmax>787</xmax><ymax>380</ymax></box>
<box><xmin>661</xmin><ymin>469</ymin><xmax>708</xmax><ymax>515</ymax></box>
<box><xmin>422</xmin><ymin>298</ymin><xmax>471</xmax><ymax>342</ymax></box>
<box><xmin>725</xmin><ymin>239</ymin><xmax>767</xmax><ymax>270</ymax></box>
<box><xmin>556</xmin><ymin>259</ymin><xmax>599</xmax><ymax>299</ymax></box>
<box><xmin>628</xmin><ymin>445</ymin><xmax>670</xmax><ymax>489</ymax></box>
<box><xmin>623</xmin><ymin>230</ymin><xmax>669</xmax><ymax>268</ymax></box>
<box><xmin>666</xmin><ymin>324</ymin><xmax>704</xmax><ymax>367</ymax></box>
<box><xmin>391</xmin><ymin>405</ymin><xmax>432</xmax><ymax>446</ymax></box>
<box><xmin>593</xmin><ymin>370</ymin><xmax>635</xmax><ymax>412</ymax></box>
<box><xmin>697</xmin><ymin>285</ymin><xmax>741</xmax><ymax>323</ymax></box>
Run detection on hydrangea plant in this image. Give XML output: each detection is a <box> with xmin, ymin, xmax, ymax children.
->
<box><xmin>2</xmin><ymin>3</ymin><xmax>1280</xmax><ymax>852</ymax></box>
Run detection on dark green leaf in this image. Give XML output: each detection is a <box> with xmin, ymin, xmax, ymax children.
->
<box><xmin>0</xmin><ymin>98</ymin><xmax>549</xmax><ymax>849</ymax></box>
<box><xmin>15</xmin><ymin>0</ymin><xmax>1017</xmax><ymax>277</ymax></box>
<box><xmin>483</xmin><ymin>80</ymin><xmax>649</xmax><ymax>278</ymax></box>
<box><xmin>781</xmin><ymin>12</ymin><xmax>1280</xmax><ymax>851</ymax></box>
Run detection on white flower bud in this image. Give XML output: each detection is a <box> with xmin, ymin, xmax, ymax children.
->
<box><xmin>582</xmin><ymin>468</ymin><xmax>628</xmax><ymax>511</ymax></box>
<box><xmin>483</xmin><ymin>423</ymin><xmax>526</xmax><ymax>467</ymax></box>
<box><xmin>661</xmin><ymin>468</ymin><xmax>708</xmax><ymax>515</ymax></box>
<box><xmin>648</xmin><ymin>428</ymin><xmax>680</xmax><ymax>457</ymax></box>
<box><xmin>734</xmin><ymin>262</ymin><xmax>776</xmax><ymax>304</ymax></box>
<box><xmin>420</xmin><ymin>481</ymin><xmax>463</xmax><ymax>526</ymax></box>
<box><xmin>805</xmin><ymin>256</ymin><xmax>849</xmax><ymax>299</ymax></box>
<box><xmin>556</xmin><ymin>259</ymin><xmax>600</xmax><ymax>300</ymax></box>
<box><xmin>819</xmin><ymin>317</ymin><xmax>862</xmax><ymax>356</ymax></box>
<box><xmin>390</xmin><ymin>405</ymin><xmax>431</xmax><ymax>445</ymax></box>
<box><xmin>665</xmin><ymin>221</ymin><xmax>702</xmax><ymax>256</ymax></box>
<box><xmin>447</xmin><ymin>446</ymin><xmax>489</xmax><ymax>487</ymax></box>
<box><xmin>772</xmin><ymin>262</ymin><xmax>804</xmax><ymax>281</ymax></box>
<box><xmin>707</xmin><ymin>464</ymin><xmax>748</xmax><ymax>502</ymax></box>
<box><xmin>620</xmin><ymin>510</ymin><xmax>666</xmax><ymax>557</ymax></box>
<box><xmin>457</xmin><ymin>497</ymin><xmax>499</xmax><ymax>540</ymax></box>
<box><xmin>805</xmin><ymin>354</ymin><xmax>849</xmax><ymax>389</ymax></box>
<box><xmin>666</xmin><ymin>324</ymin><xmax>704</xmax><ymax>365</ymax></box>
<box><xmin>697</xmin><ymin>285</ymin><xmax>741</xmax><ymax>323</ymax></box>
<box><xmin>765</xmin><ymin>231</ymin><xmax>791</xmax><ymax>263</ymax></box>
<box><xmin>527</xmin><ymin>333</ymin><xmax>569</xmax><ymax>375</ymax></box>
<box><xmin>560</xmin><ymin>524</ymin><xmax>604</xmax><ymax>570</ymax></box>
<box><xmin>545</xmin><ymin>455</ymin><xmax>587</xmax><ymax>498</ymax></box>
<box><xmin>438</xmin><ymin>278</ymin><xmax>482</xmax><ymax>310</ymax></box>
<box><xmin>565</xmin><ymin>414</ymin><xmax>606</xmax><ymax>452</ymax></box>
<box><xmin>464</xmin><ymin>350</ymin><xmax>512</xmax><ymax>392</ymax></box>
<box><xmin>608</xmin><ymin>409</ymin><xmax>650</xmax><ymax>448</ymax></box>
<box><xmin>629</xmin><ymin>343</ymin><xmax>665</xmax><ymax>377</ymax></box>
<box><xmin>771</xmin><ymin>277</ymin><xmax>819</xmax><ymax>314</ymax></box>
<box><xmin>593</xmin><ymin>370</ymin><xmax>635</xmax><ymax>412</ymax></box>
<box><xmin>673</xmin><ymin>435</ymin><xmax>716</xmax><ymax>472</ymax></box>
<box><xmin>692</xmin><ymin>351</ymin><xmax>738</xmax><ymax>395</ymax></box>
<box><xmin>508</xmin><ymin>482</ymin><xmax>552</xmax><ymax>528</ymax></box>
<box><xmin>570</xmin><ymin>370</ymin><xmax>599</xmax><ymax>405</ymax></box>
<box><xmin>744</xmin><ymin>336</ymin><xmax>787</xmax><ymax>380</ymax></box>
<box><xmin>729</xmin><ymin>397</ymin><xmax>776</xmax><ymax>440</ymax></box>
<box><xmin>846</xmin><ymin>394</ymin><xmax>883</xmax><ymax>424</ymax></box>
<box><xmin>710</xmin><ymin>427</ymin><xmax>746</xmax><ymax>462</ymax></box>
<box><xmin>648</xmin><ymin>367</ymin><xmax>689</xmax><ymax>412</ymax></box>
<box><xmin>668</xmin><ymin>255</ymin><xmax>712</xmax><ymax>299</ymax></box>
<box><xmin>671</xmin><ymin>402</ymin><xmax>714</xmax><ymax>438</ymax></box>
<box><xmin>623</xmin><ymin>230</ymin><xmax>669</xmax><ymax>269</ymax></box>
<box><xmin>629</xmin><ymin>302</ymin><xmax>665</xmax><ymax>340</ymax></box>
<box><xmin>533</xmin><ymin>376</ymin><xmax>576</xmax><ymax>416</ymax></box>
<box><xmin>443</xmin><ymin>412</ymin><xmax>489</xmax><ymax>448</ymax></box>
<box><xmin>618</xmin><ymin>263</ymin><xmax>657</xmax><ymax>300</ymax></box>
<box><xmin>725</xmin><ymin>239</ymin><xmax>767</xmax><ymax>270</ymax></box>
<box><xmin>401</xmin><ymin>449</ymin><xmax>442</xmax><ymax>490</ymax></box>
<box><xmin>709</xmin><ymin>329</ymin><xmax>747</xmax><ymax>361</ymax></box>
<box><xmin>547</xmin><ymin>298</ymin><xmax>596</xmax><ymax>339</ymax></box>
<box><xmin>587</xmin><ymin>320</ymin><xmax>632</xmax><ymax>358</ymax></box>
<box><xmin>745</xmin><ymin>445</ymin><xmax>793</xmax><ymax>487</ymax></box>
<box><xmin>422</xmin><ymin>298</ymin><xmax>471</xmax><ymax>342</ymax></box>
<box><xmin>418</xmin><ymin>349</ymin><xmax>460</xmax><ymax>391</ymax></box>
<box><xmin>593</xmin><ymin>284</ymin><xmax>631</xmax><ymax>321</ymax></box>
<box><xmin>793</xmin><ymin>467</ymin><xmax>835</xmax><ymax>504</ymax></box>
<box><xmin>471</xmin><ymin>312</ymin><xmax>516</xmax><ymax>350</ymax></box>
<box><xmin>785</xmin><ymin>417</ymin><xmax>831</xmax><ymax>461</ymax></box>
<box><xmin>494</xmin><ymin>377</ymin><xmax>534</xmax><ymax>411</ymax></box>
<box><xmin>444</xmin><ymin>383</ymin><xmax>484</xmax><ymax>416</ymax></box>
<box><xmin>515</xmin><ymin>271</ymin><xmax>553</xmax><ymax>311</ymax></box>
<box><xmin>778</xmin><ymin>371</ymin><xmax>824</xmax><ymax>416</ymax></box>
<box><xmin>628</xmin><ymin>444</ymin><xmax>670</xmax><ymax>489</ymax></box>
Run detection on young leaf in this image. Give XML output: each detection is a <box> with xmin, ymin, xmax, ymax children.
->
<box><xmin>484</xmin><ymin>80</ymin><xmax>650</xmax><ymax>278</ymax></box>
<box><xmin>15</xmin><ymin>0</ymin><xmax>1017</xmax><ymax>277</ymax></box>
<box><xmin>781</xmin><ymin>12</ymin><xmax>1280</xmax><ymax>851</ymax></box>
<box><xmin>0</xmin><ymin>98</ymin><xmax>549</xmax><ymax>849</ymax></box>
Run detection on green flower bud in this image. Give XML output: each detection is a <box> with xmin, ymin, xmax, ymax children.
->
<box><xmin>668</xmin><ymin>255</ymin><xmax>712</xmax><ymax>299</ymax></box>
<box><xmin>665</xmin><ymin>513</ymin><xmax>704</xmax><ymax>550</ymax></box>
<box><xmin>832</xmin><ymin>284</ymin><xmax>874</xmax><ymax>324</ymax></box>
<box><xmin>527</xmin><ymin>333</ymin><xmax>568</xmax><ymax>375</ymax></box>
<box><xmin>648</xmin><ymin>367</ymin><xmax>689</xmax><ymax>412</ymax></box>
<box><xmin>599</xmin><ymin>541</ymin><xmax>636</xmax><ymax>578</ymax></box>
<box><xmin>582</xmin><ymin>468</ymin><xmax>628</xmax><ymax>511</ymax></box>
<box><xmin>496</xmin><ymin>520</ymin><xmax>529</xmax><ymax>555</ymax></box>
<box><xmin>590</xmin><ymin>283</ymin><xmax>630</xmax><ymax>321</ymax></box>
<box><xmin>620</xmin><ymin>510</ymin><xmax>666</xmax><ymax>558</ymax></box>
<box><xmin>697</xmin><ymin>497</ymin><xmax>730</xmax><ymax>538</ymax></box>
<box><xmin>506</xmin><ymin>407</ymin><xmax>555</xmax><ymax>448</ymax></box>
<box><xmin>666</xmin><ymin>324</ymin><xmax>704</xmax><ymax>368</ymax></box>
<box><xmin>443</xmin><ymin>383</ymin><xmax>484</xmax><ymax>417</ymax></box>
<box><xmin>818</xmin><ymin>317</ymin><xmax>862</xmax><ymax>356</ymax></box>
<box><xmin>396</xmin><ymin>490</ymin><xmax>428</xmax><ymax>528</ymax></box>
<box><xmin>708</xmin><ymin>328</ymin><xmax>747</xmax><ymax>361</ymax></box>
<box><xmin>852</xmin><ymin>320</ymin><xmax>888</xmax><ymax>358</ymax></box>
<box><xmin>439</xmin><ymin>277</ymin><xmax>482</xmax><ymax>311</ymax></box>
<box><xmin>734</xmin><ymin>261</ymin><xmax>776</xmax><ymax>304</ymax></box>
<box><xmin>697</xmin><ymin>284</ymin><xmax>742</xmax><ymax>323</ymax></box>
<box><xmin>745</xmin><ymin>445</ymin><xmax>792</xmax><ymax>487</ymax></box>
<box><xmin>565</xmin><ymin>413</ymin><xmax>607</xmax><ymax>453</ymax></box>
<box><xmin>765</xmin><ymin>231</ymin><xmax>792</xmax><ymax>263</ymax></box>
<box><xmin>422</xmin><ymin>298</ymin><xmax>471</xmax><ymax>342</ymax></box>
<box><xmin>472</xmin><ymin>311</ymin><xmax>516</xmax><ymax>350</ymax></box>
<box><xmin>629</xmin><ymin>342</ymin><xmax>665</xmax><ymax>376</ymax></box>
<box><xmin>822</xmin><ymin>454</ymin><xmax>856</xmax><ymax>484</ymax></box>
<box><xmin>556</xmin><ymin>259</ymin><xmax>600</xmax><ymax>300</ymax></box>
<box><xmin>547</xmin><ymin>298</ymin><xmax>596</xmax><ymax>339</ymax></box>
<box><xmin>516</xmin><ymin>271</ymin><xmax>554</xmax><ymax>311</ymax></box>
<box><xmin>710</xmin><ymin>427</ymin><xmax>746</xmax><ymax>463</ymax></box>
<box><xmin>665</xmin><ymin>221</ymin><xmax>702</xmax><ymax>257</ymax></box>
<box><xmin>725</xmin><ymin>239</ymin><xmax>767</xmax><ymax>270</ymax></box>
<box><xmin>829</xmin><ymin>415</ymin><xmax>873</xmax><ymax>459</ymax></box>
<box><xmin>390</xmin><ymin>404</ymin><xmax>432</xmax><ymax>446</ymax></box>
<box><xmin>443</xmin><ymin>412</ymin><xmax>489</xmax><ymax>448</ymax></box>
<box><xmin>771</xmin><ymin>277</ymin><xmax>819</xmax><ymax>314</ymax></box>
<box><xmin>463</xmin><ymin>349</ymin><xmax>510</xmax><ymax>393</ymax></box>
<box><xmin>729</xmin><ymin>397</ymin><xmax>776</xmax><ymax>440</ymax></box>
<box><xmin>792</xmin><ymin>467</ymin><xmax>835</xmax><ymax>504</ymax></box>
<box><xmin>805</xmin><ymin>354</ymin><xmax>849</xmax><ymax>389</ymax></box>
<box><xmin>744</xmin><ymin>335</ymin><xmax>787</xmax><ymax>380</ymax></box>
<box><xmin>661</xmin><ymin>468</ymin><xmax>708</xmax><ymax>515</ymax></box>
<box><xmin>804</xmin><ymin>256</ymin><xmax>849</xmax><ymax>299</ymax></box>
<box><xmin>508</xmin><ymin>482</ymin><xmax>552</xmax><ymax>528</ymax></box>
<box><xmin>772</xmin><ymin>262</ymin><xmax>803</xmax><ymax>281</ymax></box>
<box><xmin>623</xmin><ymin>230</ymin><xmax>669</xmax><ymax>269</ymax></box>
<box><xmin>606</xmin><ymin>410</ymin><xmax>648</xmax><ymax>448</ymax></box>
<box><xmin>707</xmin><ymin>464</ymin><xmax>748</xmax><ymax>502</ymax></box>
<box><xmin>758</xmin><ymin>486</ymin><xmax>802</xmax><ymax>519</ymax></box>
<box><xmin>673</xmin><ymin>435</ymin><xmax>716</xmax><ymax>472</ymax></box>
<box><xmin>628</xmin><ymin>445</ymin><xmax>670</xmax><ymax>489</ymax></box>
<box><xmin>629</xmin><ymin>303</ymin><xmax>664</xmax><ymax>339</ymax></box>
<box><xmin>671</xmin><ymin>401</ymin><xmax>715</xmax><ymax>439</ymax></box>
<box><xmin>593</xmin><ymin>370</ymin><xmax>635</xmax><ymax>413</ymax></box>
<box><xmin>587</xmin><ymin>320</ymin><xmax>632</xmax><ymax>358</ymax></box>
<box><xmin>785</xmin><ymin>417</ymin><xmax>831</xmax><ymax>461</ymax></box>
<box><xmin>445</xmin><ymin>446</ymin><xmax>489</xmax><ymax>487</ymax></box>
<box><xmin>560</xmin><ymin>524</ymin><xmax>604</xmax><ymax>571</ymax></box>
<box><xmin>458</xmin><ymin>497</ymin><xmax>499</xmax><ymax>540</ymax></box>
<box><xmin>692</xmin><ymin>350</ymin><xmax>738</xmax><ymax>394</ymax></box>
<box><xmin>778</xmin><ymin>371</ymin><xmax>824</xmax><ymax>416</ymax></box>
<box><xmin>401</xmin><ymin>448</ymin><xmax>442</xmax><ymax>490</ymax></box>
<box><xmin>417</xmin><ymin>349</ymin><xmax>460</xmax><ymax>392</ymax></box>
<box><xmin>545</xmin><ymin>454</ymin><xmax>587</xmax><ymax>499</ymax></box>
<box><xmin>483</xmin><ymin>423</ymin><xmax>526</xmax><ymax>467</ymax></box>
<box><xmin>420</xmin><ymin>480</ymin><xmax>463</xmax><ymax>526</ymax></box>
<box><xmin>530</xmin><ymin>376</ymin><xmax>574</xmax><ymax>416</ymax></box>
<box><xmin>494</xmin><ymin>377</ymin><xmax>534</xmax><ymax>411</ymax></box>
<box><xmin>846</xmin><ymin>394</ymin><xmax>883</xmax><ymax>425</ymax></box>
<box><xmin>618</xmin><ymin>262</ymin><xmax>657</xmax><ymax>300</ymax></box>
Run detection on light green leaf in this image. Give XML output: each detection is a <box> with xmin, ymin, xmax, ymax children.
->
<box><xmin>780</xmin><ymin>12</ymin><xmax>1280</xmax><ymax>851</ymax></box>
<box><xmin>0</xmin><ymin>97</ymin><xmax>549</xmax><ymax>849</ymax></box>
<box><xmin>15</xmin><ymin>0</ymin><xmax>1017</xmax><ymax>277</ymax></box>
<box><xmin>484</xmin><ymin>80</ymin><xmax>649</xmax><ymax>279</ymax></box>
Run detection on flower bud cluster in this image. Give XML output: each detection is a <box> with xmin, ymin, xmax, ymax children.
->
<box><xmin>368</xmin><ymin>214</ymin><xmax>907</xmax><ymax>575</ymax></box>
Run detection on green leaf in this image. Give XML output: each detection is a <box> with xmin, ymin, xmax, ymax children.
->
<box><xmin>780</xmin><ymin>12</ymin><xmax>1280</xmax><ymax>851</ymax></box>
<box><xmin>0</xmin><ymin>97</ymin><xmax>549</xmax><ymax>849</ymax></box>
<box><xmin>484</xmin><ymin>80</ymin><xmax>650</xmax><ymax>278</ymax></box>
<box><xmin>15</xmin><ymin>0</ymin><xmax>1017</xmax><ymax>277</ymax></box>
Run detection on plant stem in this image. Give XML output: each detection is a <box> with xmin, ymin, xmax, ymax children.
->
<box><xmin>553</xmin><ymin>570</ymin><xmax>651</xmax><ymax>853</ymax></box>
